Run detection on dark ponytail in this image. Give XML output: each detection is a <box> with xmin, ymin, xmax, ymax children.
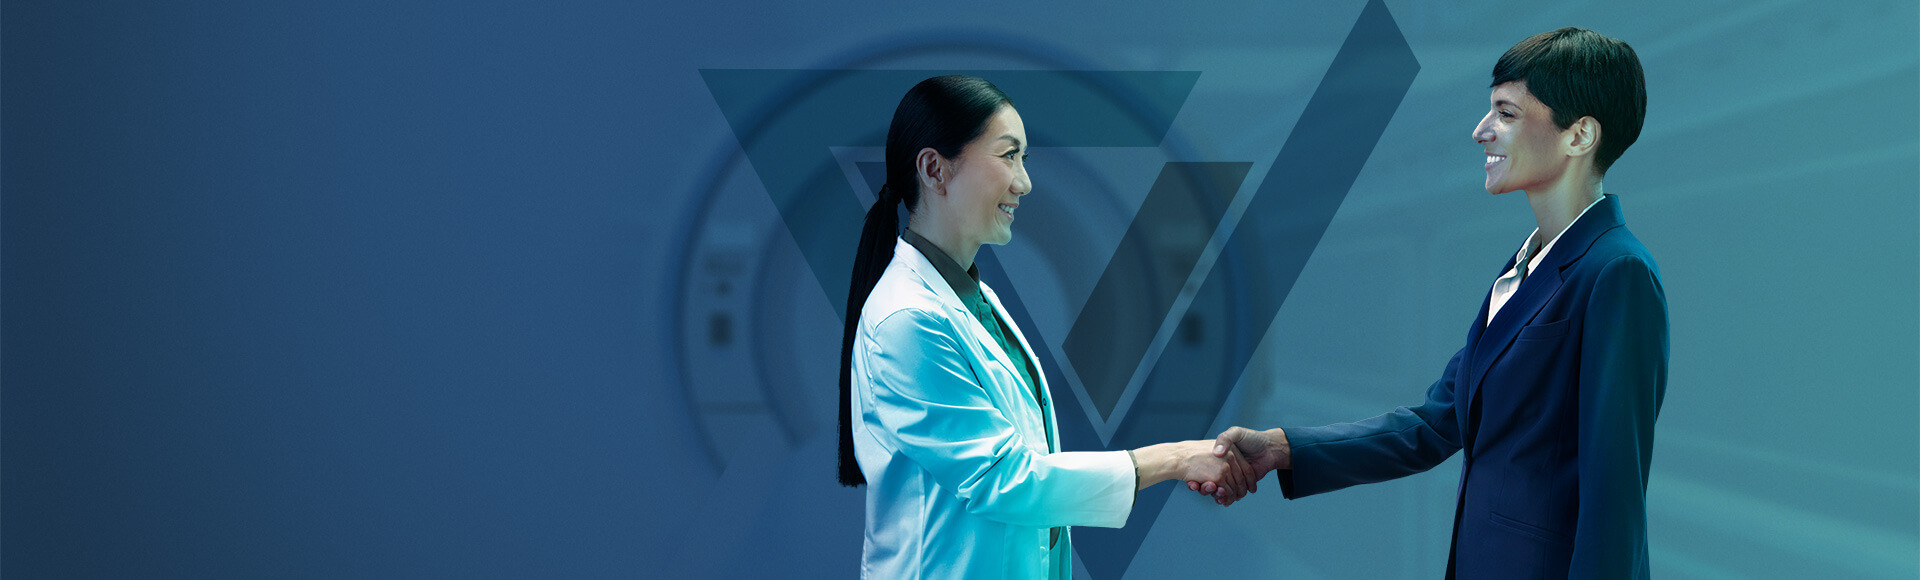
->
<box><xmin>838</xmin><ymin>75</ymin><xmax>1012</xmax><ymax>486</ymax></box>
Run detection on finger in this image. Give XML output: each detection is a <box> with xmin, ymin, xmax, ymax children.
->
<box><xmin>1246</xmin><ymin>456</ymin><xmax>1262</xmax><ymax>494</ymax></box>
<box><xmin>1236</xmin><ymin>451</ymin><xmax>1251</xmax><ymax>495</ymax></box>
<box><xmin>1212</xmin><ymin>460</ymin><xmax>1235</xmax><ymax>499</ymax></box>
<box><xmin>1233</xmin><ymin>463</ymin><xmax>1250</xmax><ymax>500</ymax></box>
<box><xmin>1213</xmin><ymin>426</ymin><xmax>1244</xmax><ymax>457</ymax></box>
<box><xmin>1223</xmin><ymin>448</ymin><xmax>1249</xmax><ymax>499</ymax></box>
<box><xmin>1244</xmin><ymin>451</ymin><xmax>1259</xmax><ymax>495</ymax></box>
<box><xmin>1214</xmin><ymin>426</ymin><xmax>1250</xmax><ymax>457</ymax></box>
<box><xmin>1187</xmin><ymin>480</ymin><xmax>1200</xmax><ymax>492</ymax></box>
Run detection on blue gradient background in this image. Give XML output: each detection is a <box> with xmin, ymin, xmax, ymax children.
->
<box><xmin>4</xmin><ymin>1</ymin><xmax>1916</xmax><ymax>578</ymax></box>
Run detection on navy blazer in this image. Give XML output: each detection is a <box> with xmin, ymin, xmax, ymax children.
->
<box><xmin>1276</xmin><ymin>194</ymin><xmax>1668</xmax><ymax>578</ymax></box>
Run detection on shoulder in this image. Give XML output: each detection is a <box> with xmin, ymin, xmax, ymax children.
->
<box><xmin>859</xmin><ymin>258</ymin><xmax>959</xmax><ymax>342</ymax></box>
<box><xmin>1577</xmin><ymin>230</ymin><xmax>1667</xmax><ymax>313</ymax></box>
<box><xmin>1576</xmin><ymin>224</ymin><xmax>1660</xmax><ymax>280</ymax></box>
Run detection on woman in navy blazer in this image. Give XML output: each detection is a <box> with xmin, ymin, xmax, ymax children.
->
<box><xmin>1202</xmin><ymin>28</ymin><xmax>1668</xmax><ymax>578</ymax></box>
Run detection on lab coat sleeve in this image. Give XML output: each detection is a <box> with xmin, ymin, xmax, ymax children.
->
<box><xmin>860</xmin><ymin>307</ymin><xmax>1136</xmax><ymax>529</ymax></box>
<box><xmin>1570</xmin><ymin>255</ymin><xmax>1667</xmax><ymax>579</ymax></box>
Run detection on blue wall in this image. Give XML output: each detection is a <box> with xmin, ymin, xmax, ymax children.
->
<box><xmin>4</xmin><ymin>0</ymin><xmax>1915</xmax><ymax>577</ymax></box>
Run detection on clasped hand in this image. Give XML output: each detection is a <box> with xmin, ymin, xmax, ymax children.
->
<box><xmin>1181</xmin><ymin>426</ymin><xmax>1291</xmax><ymax>507</ymax></box>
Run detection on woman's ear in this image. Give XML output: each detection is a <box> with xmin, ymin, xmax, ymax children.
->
<box><xmin>1563</xmin><ymin>116</ymin><xmax>1602</xmax><ymax>159</ymax></box>
<box><xmin>915</xmin><ymin>147</ymin><xmax>946</xmax><ymax>198</ymax></box>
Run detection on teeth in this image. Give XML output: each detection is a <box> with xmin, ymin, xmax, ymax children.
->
<box><xmin>1486</xmin><ymin>155</ymin><xmax>1503</xmax><ymax>164</ymax></box>
<box><xmin>999</xmin><ymin>204</ymin><xmax>1016</xmax><ymax>214</ymax></box>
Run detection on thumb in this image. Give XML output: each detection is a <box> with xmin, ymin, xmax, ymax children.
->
<box><xmin>1213</xmin><ymin>427</ymin><xmax>1249</xmax><ymax>457</ymax></box>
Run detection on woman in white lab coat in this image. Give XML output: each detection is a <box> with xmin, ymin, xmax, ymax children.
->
<box><xmin>836</xmin><ymin>75</ymin><xmax>1254</xmax><ymax>579</ymax></box>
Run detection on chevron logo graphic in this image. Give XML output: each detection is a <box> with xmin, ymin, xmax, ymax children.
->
<box><xmin>700</xmin><ymin>1</ymin><xmax>1417</xmax><ymax>575</ymax></box>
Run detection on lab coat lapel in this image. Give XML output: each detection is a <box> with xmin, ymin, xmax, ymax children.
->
<box><xmin>959</xmin><ymin>305</ymin><xmax>1029</xmax><ymax>404</ymax></box>
<box><xmin>893</xmin><ymin>239</ymin><xmax>1035</xmax><ymax>416</ymax></box>
<box><xmin>980</xmin><ymin>283</ymin><xmax>1054</xmax><ymax>450</ymax></box>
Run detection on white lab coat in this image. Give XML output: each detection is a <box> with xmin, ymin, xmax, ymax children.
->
<box><xmin>851</xmin><ymin>238</ymin><xmax>1136</xmax><ymax>579</ymax></box>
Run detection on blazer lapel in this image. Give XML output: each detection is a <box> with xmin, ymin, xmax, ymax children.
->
<box><xmin>1461</xmin><ymin>195</ymin><xmax>1626</xmax><ymax>432</ymax></box>
<box><xmin>1463</xmin><ymin>260</ymin><xmax>1564</xmax><ymax>410</ymax></box>
<box><xmin>1457</xmin><ymin>281</ymin><xmax>1494</xmax><ymax>447</ymax></box>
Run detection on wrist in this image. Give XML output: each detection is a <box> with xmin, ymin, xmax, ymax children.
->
<box><xmin>1271</xmin><ymin>428</ymin><xmax>1292</xmax><ymax>470</ymax></box>
<box><xmin>1126</xmin><ymin>449</ymin><xmax>1141</xmax><ymax>490</ymax></box>
<box><xmin>1132</xmin><ymin>442</ymin><xmax>1182</xmax><ymax>490</ymax></box>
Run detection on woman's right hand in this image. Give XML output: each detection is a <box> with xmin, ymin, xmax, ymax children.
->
<box><xmin>1132</xmin><ymin>440</ymin><xmax>1256</xmax><ymax>505</ymax></box>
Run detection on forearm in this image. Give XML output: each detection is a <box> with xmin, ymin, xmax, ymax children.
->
<box><xmin>1130</xmin><ymin>442</ymin><xmax>1184</xmax><ymax>491</ymax></box>
<box><xmin>1134</xmin><ymin>438</ymin><xmax>1263</xmax><ymax>491</ymax></box>
<box><xmin>1138</xmin><ymin>437</ymin><xmax>1270</xmax><ymax>495</ymax></box>
<box><xmin>1277</xmin><ymin>408</ymin><xmax>1460</xmax><ymax>498</ymax></box>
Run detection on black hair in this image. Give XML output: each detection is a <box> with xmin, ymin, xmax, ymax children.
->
<box><xmin>839</xmin><ymin>75</ymin><xmax>1012</xmax><ymax>486</ymax></box>
<box><xmin>1491</xmin><ymin>27</ymin><xmax>1647</xmax><ymax>176</ymax></box>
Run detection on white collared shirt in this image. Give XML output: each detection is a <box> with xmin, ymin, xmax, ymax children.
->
<box><xmin>1487</xmin><ymin>196</ymin><xmax>1604</xmax><ymax>326</ymax></box>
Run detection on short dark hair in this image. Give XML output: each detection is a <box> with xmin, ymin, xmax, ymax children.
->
<box><xmin>1491</xmin><ymin>27</ymin><xmax>1646</xmax><ymax>176</ymax></box>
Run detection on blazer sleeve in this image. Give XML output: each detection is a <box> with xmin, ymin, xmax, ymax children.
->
<box><xmin>859</xmin><ymin>307</ymin><xmax>1137</xmax><ymax>529</ymax></box>
<box><xmin>1276</xmin><ymin>343</ymin><xmax>1468</xmax><ymax>498</ymax></box>
<box><xmin>1570</xmin><ymin>255</ymin><xmax>1668</xmax><ymax>578</ymax></box>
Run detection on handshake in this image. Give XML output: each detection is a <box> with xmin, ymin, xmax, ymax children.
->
<box><xmin>1132</xmin><ymin>427</ymin><xmax>1291</xmax><ymax>507</ymax></box>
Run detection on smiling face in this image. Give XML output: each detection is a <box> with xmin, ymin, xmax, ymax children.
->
<box><xmin>940</xmin><ymin>105</ymin><xmax>1031</xmax><ymax>247</ymax></box>
<box><xmin>1473</xmin><ymin>81</ymin><xmax>1576</xmax><ymax>194</ymax></box>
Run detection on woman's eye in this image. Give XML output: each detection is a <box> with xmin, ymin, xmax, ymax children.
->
<box><xmin>1498</xmin><ymin>110</ymin><xmax>1515</xmax><ymax>119</ymax></box>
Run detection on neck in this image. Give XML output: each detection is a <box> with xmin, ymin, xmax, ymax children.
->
<box><xmin>905</xmin><ymin>215</ymin><xmax>980</xmax><ymax>271</ymax></box>
<box><xmin>1522</xmin><ymin>171</ymin><xmax>1603</xmax><ymax>255</ymax></box>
